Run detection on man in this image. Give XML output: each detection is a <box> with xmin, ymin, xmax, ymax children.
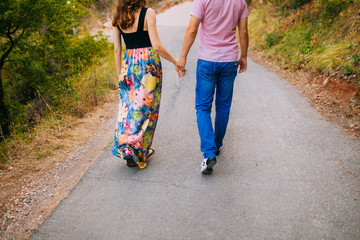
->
<box><xmin>177</xmin><ymin>0</ymin><xmax>249</xmax><ymax>174</ymax></box>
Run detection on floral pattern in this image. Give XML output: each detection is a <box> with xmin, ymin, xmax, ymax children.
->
<box><xmin>112</xmin><ymin>47</ymin><xmax>162</xmax><ymax>169</ymax></box>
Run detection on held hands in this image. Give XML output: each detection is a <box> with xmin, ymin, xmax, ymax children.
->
<box><xmin>173</xmin><ymin>57</ymin><xmax>247</xmax><ymax>76</ymax></box>
<box><xmin>237</xmin><ymin>57</ymin><xmax>247</xmax><ymax>73</ymax></box>
<box><xmin>175</xmin><ymin>57</ymin><xmax>187</xmax><ymax>78</ymax></box>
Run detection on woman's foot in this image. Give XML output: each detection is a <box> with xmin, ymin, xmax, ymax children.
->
<box><xmin>147</xmin><ymin>148</ymin><xmax>155</xmax><ymax>158</ymax></box>
<box><xmin>124</xmin><ymin>154</ymin><xmax>137</xmax><ymax>167</ymax></box>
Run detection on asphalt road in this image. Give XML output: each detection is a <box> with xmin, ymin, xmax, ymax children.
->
<box><xmin>31</xmin><ymin>3</ymin><xmax>360</xmax><ymax>240</ymax></box>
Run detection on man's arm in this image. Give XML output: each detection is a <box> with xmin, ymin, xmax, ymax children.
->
<box><xmin>177</xmin><ymin>16</ymin><xmax>201</xmax><ymax>72</ymax></box>
<box><xmin>237</xmin><ymin>17</ymin><xmax>249</xmax><ymax>73</ymax></box>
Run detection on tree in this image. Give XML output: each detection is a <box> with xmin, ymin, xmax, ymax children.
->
<box><xmin>0</xmin><ymin>0</ymin><xmax>90</xmax><ymax>137</ymax></box>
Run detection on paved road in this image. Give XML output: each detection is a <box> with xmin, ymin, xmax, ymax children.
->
<box><xmin>31</xmin><ymin>3</ymin><xmax>360</xmax><ymax>240</ymax></box>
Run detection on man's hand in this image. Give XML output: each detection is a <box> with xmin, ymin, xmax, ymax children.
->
<box><xmin>237</xmin><ymin>57</ymin><xmax>247</xmax><ymax>73</ymax></box>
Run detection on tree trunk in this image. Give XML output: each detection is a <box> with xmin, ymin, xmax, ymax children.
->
<box><xmin>0</xmin><ymin>70</ymin><xmax>10</xmax><ymax>137</ymax></box>
<box><xmin>0</xmin><ymin>30</ymin><xmax>20</xmax><ymax>138</ymax></box>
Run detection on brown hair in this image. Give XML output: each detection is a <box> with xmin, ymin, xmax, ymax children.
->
<box><xmin>112</xmin><ymin>0</ymin><xmax>147</xmax><ymax>30</ymax></box>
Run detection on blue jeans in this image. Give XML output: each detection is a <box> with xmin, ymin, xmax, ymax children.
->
<box><xmin>196</xmin><ymin>59</ymin><xmax>238</xmax><ymax>159</ymax></box>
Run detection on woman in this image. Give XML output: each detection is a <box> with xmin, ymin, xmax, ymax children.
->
<box><xmin>112</xmin><ymin>0</ymin><xmax>178</xmax><ymax>168</ymax></box>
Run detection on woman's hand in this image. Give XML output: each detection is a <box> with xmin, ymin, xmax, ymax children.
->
<box><xmin>175</xmin><ymin>61</ymin><xmax>186</xmax><ymax>78</ymax></box>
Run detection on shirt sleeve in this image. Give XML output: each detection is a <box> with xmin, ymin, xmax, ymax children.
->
<box><xmin>190</xmin><ymin>0</ymin><xmax>204</xmax><ymax>20</ymax></box>
<box><xmin>240</xmin><ymin>0</ymin><xmax>248</xmax><ymax>19</ymax></box>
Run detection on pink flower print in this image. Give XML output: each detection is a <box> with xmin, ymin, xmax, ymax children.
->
<box><xmin>133</xmin><ymin>85</ymin><xmax>146</xmax><ymax>110</ymax></box>
<box><xmin>123</xmin><ymin>121</ymin><xmax>130</xmax><ymax>130</ymax></box>
<box><xmin>124</xmin><ymin>147</ymin><xmax>132</xmax><ymax>155</ymax></box>
<box><xmin>133</xmin><ymin>50</ymin><xmax>142</xmax><ymax>63</ymax></box>
<box><xmin>127</xmin><ymin>130</ymin><xmax>144</xmax><ymax>145</ymax></box>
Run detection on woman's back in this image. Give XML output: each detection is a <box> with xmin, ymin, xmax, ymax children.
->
<box><xmin>119</xmin><ymin>8</ymin><xmax>148</xmax><ymax>33</ymax></box>
<box><xmin>117</xmin><ymin>8</ymin><xmax>152</xmax><ymax>49</ymax></box>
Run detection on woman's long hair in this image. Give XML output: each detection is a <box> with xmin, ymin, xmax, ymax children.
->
<box><xmin>112</xmin><ymin>0</ymin><xmax>147</xmax><ymax>30</ymax></box>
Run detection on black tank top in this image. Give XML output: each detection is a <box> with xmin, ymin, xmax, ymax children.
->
<box><xmin>117</xmin><ymin>8</ymin><xmax>152</xmax><ymax>49</ymax></box>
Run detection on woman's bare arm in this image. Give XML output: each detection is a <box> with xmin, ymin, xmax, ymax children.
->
<box><xmin>113</xmin><ymin>27</ymin><xmax>122</xmax><ymax>77</ymax></box>
<box><xmin>147</xmin><ymin>8</ymin><xmax>176</xmax><ymax>65</ymax></box>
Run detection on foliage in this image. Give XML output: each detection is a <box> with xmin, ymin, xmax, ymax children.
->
<box><xmin>343</xmin><ymin>49</ymin><xmax>360</xmax><ymax>78</ymax></box>
<box><xmin>0</xmin><ymin>0</ymin><xmax>110</xmax><ymax>138</ymax></box>
<box><xmin>94</xmin><ymin>0</ymin><xmax>114</xmax><ymax>11</ymax></box>
<box><xmin>289</xmin><ymin>0</ymin><xmax>312</xmax><ymax>8</ymax></box>
<box><xmin>247</xmin><ymin>6</ymin><xmax>282</xmax><ymax>50</ymax></box>
<box><xmin>1</xmin><ymin>49</ymin><xmax>117</xmax><ymax>164</ymax></box>
<box><xmin>307</xmin><ymin>41</ymin><xmax>352</xmax><ymax>74</ymax></box>
<box><xmin>318</xmin><ymin>0</ymin><xmax>353</xmax><ymax>20</ymax></box>
<box><xmin>268</xmin><ymin>0</ymin><xmax>311</xmax><ymax>9</ymax></box>
<box><xmin>265</xmin><ymin>32</ymin><xmax>283</xmax><ymax>47</ymax></box>
<box><xmin>248</xmin><ymin>0</ymin><xmax>360</xmax><ymax>87</ymax></box>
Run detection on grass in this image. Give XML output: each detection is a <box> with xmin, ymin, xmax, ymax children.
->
<box><xmin>307</xmin><ymin>41</ymin><xmax>352</xmax><ymax>74</ymax></box>
<box><xmin>60</xmin><ymin>50</ymin><xmax>118</xmax><ymax>117</ymax></box>
<box><xmin>0</xmin><ymin>49</ymin><xmax>117</xmax><ymax>167</ymax></box>
<box><xmin>248</xmin><ymin>6</ymin><xmax>282</xmax><ymax>51</ymax></box>
<box><xmin>248</xmin><ymin>1</ymin><xmax>360</xmax><ymax>86</ymax></box>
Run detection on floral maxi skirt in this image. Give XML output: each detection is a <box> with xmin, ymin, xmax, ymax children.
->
<box><xmin>112</xmin><ymin>47</ymin><xmax>162</xmax><ymax>169</ymax></box>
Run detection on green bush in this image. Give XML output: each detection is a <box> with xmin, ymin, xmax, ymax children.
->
<box><xmin>249</xmin><ymin>0</ymin><xmax>360</xmax><ymax>90</ymax></box>
<box><xmin>319</xmin><ymin>0</ymin><xmax>352</xmax><ymax>19</ymax></box>
<box><xmin>351</xmin><ymin>52</ymin><xmax>360</xmax><ymax>65</ymax></box>
<box><xmin>289</xmin><ymin>0</ymin><xmax>311</xmax><ymax>8</ymax></box>
<box><xmin>66</xmin><ymin>34</ymin><xmax>108</xmax><ymax>70</ymax></box>
<box><xmin>344</xmin><ymin>52</ymin><xmax>360</xmax><ymax>76</ymax></box>
<box><xmin>265</xmin><ymin>32</ymin><xmax>284</xmax><ymax>47</ymax></box>
<box><xmin>268</xmin><ymin>0</ymin><xmax>311</xmax><ymax>9</ymax></box>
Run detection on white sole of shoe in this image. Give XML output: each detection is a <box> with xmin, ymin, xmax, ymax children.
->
<box><xmin>201</xmin><ymin>158</ymin><xmax>217</xmax><ymax>174</ymax></box>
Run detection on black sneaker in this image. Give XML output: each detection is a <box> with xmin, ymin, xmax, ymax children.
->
<box><xmin>201</xmin><ymin>157</ymin><xmax>217</xmax><ymax>174</ymax></box>
<box><xmin>124</xmin><ymin>155</ymin><xmax>137</xmax><ymax>167</ymax></box>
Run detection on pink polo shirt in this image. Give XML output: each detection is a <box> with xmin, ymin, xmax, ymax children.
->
<box><xmin>191</xmin><ymin>0</ymin><xmax>248</xmax><ymax>62</ymax></box>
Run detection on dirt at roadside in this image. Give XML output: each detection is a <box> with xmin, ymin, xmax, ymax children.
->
<box><xmin>249</xmin><ymin>51</ymin><xmax>360</xmax><ymax>139</ymax></box>
<box><xmin>0</xmin><ymin>93</ymin><xmax>118</xmax><ymax>240</ymax></box>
